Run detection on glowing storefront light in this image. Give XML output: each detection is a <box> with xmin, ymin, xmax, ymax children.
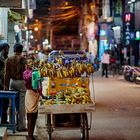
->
<box><xmin>34</xmin><ymin>27</ymin><xmax>38</xmax><ymax>31</ymax></box>
<box><xmin>30</xmin><ymin>35</ymin><xmax>34</xmax><ymax>39</ymax></box>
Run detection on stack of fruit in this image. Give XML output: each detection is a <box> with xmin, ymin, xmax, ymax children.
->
<box><xmin>39</xmin><ymin>58</ymin><xmax>94</xmax><ymax>78</ymax></box>
<box><xmin>44</xmin><ymin>87</ymin><xmax>91</xmax><ymax>105</ymax></box>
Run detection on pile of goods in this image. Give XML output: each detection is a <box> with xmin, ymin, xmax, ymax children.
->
<box><xmin>43</xmin><ymin>87</ymin><xmax>91</xmax><ymax>105</ymax></box>
<box><xmin>39</xmin><ymin>58</ymin><xmax>94</xmax><ymax>78</ymax></box>
<box><xmin>39</xmin><ymin>56</ymin><xmax>94</xmax><ymax>106</ymax></box>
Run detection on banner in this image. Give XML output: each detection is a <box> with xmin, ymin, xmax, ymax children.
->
<box><xmin>0</xmin><ymin>8</ymin><xmax>8</xmax><ymax>40</ymax></box>
<box><xmin>123</xmin><ymin>13</ymin><xmax>134</xmax><ymax>46</ymax></box>
<box><xmin>114</xmin><ymin>0</ymin><xmax>122</xmax><ymax>16</ymax></box>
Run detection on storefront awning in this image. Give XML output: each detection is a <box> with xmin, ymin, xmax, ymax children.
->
<box><xmin>8</xmin><ymin>9</ymin><xmax>27</xmax><ymax>23</ymax></box>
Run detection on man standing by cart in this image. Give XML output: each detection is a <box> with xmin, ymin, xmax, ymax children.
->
<box><xmin>4</xmin><ymin>43</ymin><xmax>27</xmax><ymax>131</ymax></box>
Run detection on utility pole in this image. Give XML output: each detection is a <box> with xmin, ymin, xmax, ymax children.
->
<box><xmin>80</xmin><ymin>0</ymin><xmax>88</xmax><ymax>51</ymax></box>
<box><xmin>128</xmin><ymin>0</ymin><xmax>135</xmax><ymax>66</ymax></box>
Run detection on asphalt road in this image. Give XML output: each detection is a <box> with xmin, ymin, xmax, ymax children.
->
<box><xmin>7</xmin><ymin>73</ymin><xmax>140</xmax><ymax>140</ymax></box>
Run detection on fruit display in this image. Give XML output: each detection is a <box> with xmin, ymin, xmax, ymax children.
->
<box><xmin>43</xmin><ymin>87</ymin><xmax>91</xmax><ymax>105</ymax></box>
<box><xmin>64</xmin><ymin>87</ymin><xmax>91</xmax><ymax>104</ymax></box>
<box><xmin>40</xmin><ymin>55</ymin><xmax>94</xmax><ymax>106</ymax></box>
<box><xmin>39</xmin><ymin>58</ymin><xmax>94</xmax><ymax>79</ymax></box>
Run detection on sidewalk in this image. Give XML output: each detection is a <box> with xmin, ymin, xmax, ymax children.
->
<box><xmin>7</xmin><ymin>72</ymin><xmax>140</xmax><ymax>140</ymax></box>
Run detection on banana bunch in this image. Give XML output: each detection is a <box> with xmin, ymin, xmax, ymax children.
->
<box><xmin>69</xmin><ymin>66</ymin><xmax>77</xmax><ymax>78</ymax></box>
<box><xmin>65</xmin><ymin>88</ymin><xmax>73</xmax><ymax>96</ymax></box>
<box><xmin>56</xmin><ymin>69</ymin><xmax>63</xmax><ymax>79</ymax></box>
<box><xmin>81</xmin><ymin>94</ymin><xmax>91</xmax><ymax>104</ymax></box>
<box><xmin>57</xmin><ymin>58</ymin><xmax>63</xmax><ymax>65</ymax></box>
<box><xmin>65</xmin><ymin>92</ymin><xmax>91</xmax><ymax>104</ymax></box>
<box><xmin>46</xmin><ymin>63</ymin><xmax>52</xmax><ymax>69</ymax></box>
<box><xmin>49</xmin><ymin>68</ymin><xmax>57</xmax><ymax>78</ymax></box>
<box><xmin>78</xmin><ymin>63</ymin><xmax>86</xmax><ymax>74</ymax></box>
<box><xmin>61</xmin><ymin>67</ymin><xmax>69</xmax><ymax>78</ymax></box>
<box><xmin>44</xmin><ymin>99</ymin><xmax>56</xmax><ymax>105</ymax></box>
<box><xmin>56</xmin><ymin>91</ymin><xmax>65</xmax><ymax>100</ymax></box>
<box><xmin>65</xmin><ymin>96</ymin><xmax>73</xmax><ymax>104</ymax></box>
<box><xmin>40</xmin><ymin>67</ymin><xmax>48</xmax><ymax>77</ymax></box>
<box><xmin>75</xmin><ymin>87</ymin><xmax>87</xmax><ymax>93</ymax></box>
<box><xmin>64</xmin><ymin>87</ymin><xmax>91</xmax><ymax>104</ymax></box>
<box><xmin>39</xmin><ymin>60</ymin><xmax>46</xmax><ymax>68</ymax></box>
<box><xmin>86</xmin><ymin>63</ymin><xmax>94</xmax><ymax>74</ymax></box>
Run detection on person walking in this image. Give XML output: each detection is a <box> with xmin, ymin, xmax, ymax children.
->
<box><xmin>0</xmin><ymin>43</ymin><xmax>9</xmax><ymax>124</ymax></box>
<box><xmin>23</xmin><ymin>59</ymin><xmax>40</xmax><ymax>140</ymax></box>
<box><xmin>4</xmin><ymin>43</ymin><xmax>27</xmax><ymax>131</ymax></box>
<box><xmin>101</xmin><ymin>50</ymin><xmax>110</xmax><ymax>78</ymax></box>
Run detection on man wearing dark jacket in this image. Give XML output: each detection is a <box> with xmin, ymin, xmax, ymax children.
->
<box><xmin>0</xmin><ymin>43</ymin><xmax>9</xmax><ymax>124</ymax></box>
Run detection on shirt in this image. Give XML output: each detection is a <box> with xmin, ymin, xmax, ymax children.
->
<box><xmin>0</xmin><ymin>52</ymin><xmax>6</xmax><ymax>89</ymax></box>
<box><xmin>23</xmin><ymin>69</ymin><xmax>32</xmax><ymax>90</ymax></box>
<box><xmin>101</xmin><ymin>53</ymin><xmax>110</xmax><ymax>64</ymax></box>
<box><xmin>4</xmin><ymin>54</ymin><xmax>26</xmax><ymax>90</ymax></box>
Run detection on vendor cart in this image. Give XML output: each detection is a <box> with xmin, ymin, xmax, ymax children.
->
<box><xmin>38</xmin><ymin>51</ymin><xmax>95</xmax><ymax>140</ymax></box>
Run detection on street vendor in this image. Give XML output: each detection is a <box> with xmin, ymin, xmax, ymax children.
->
<box><xmin>23</xmin><ymin>58</ymin><xmax>40</xmax><ymax>140</ymax></box>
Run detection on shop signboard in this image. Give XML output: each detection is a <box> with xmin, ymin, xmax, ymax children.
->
<box><xmin>123</xmin><ymin>13</ymin><xmax>134</xmax><ymax>46</ymax></box>
<box><xmin>0</xmin><ymin>0</ymin><xmax>22</xmax><ymax>8</ymax></box>
<box><xmin>135</xmin><ymin>31</ymin><xmax>140</xmax><ymax>41</ymax></box>
<box><xmin>114</xmin><ymin>0</ymin><xmax>122</xmax><ymax>16</ymax></box>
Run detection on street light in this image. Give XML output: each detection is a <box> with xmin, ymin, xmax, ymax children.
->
<box><xmin>128</xmin><ymin>0</ymin><xmax>135</xmax><ymax>13</ymax></box>
<box><xmin>131</xmin><ymin>0</ymin><xmax>136</xmax><ymax>2</ymax></box>
<box><xmin>34</xmin><ymin>27</ymin><xmax>38</xmax><ymax>31</ymax></box>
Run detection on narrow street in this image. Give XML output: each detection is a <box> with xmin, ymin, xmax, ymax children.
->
<box><xmin>91</xmin><ymin>73</ymin><xmax>140</xmax><ymax>140</ymax></box>
<box><xmin>7</xmin><ymin>72</ymin><xmax>140</xmax><ymax>140</ymax></box>
<box><xmin>1</xmin><ymin>1</ymin><xmax>140</xmax><ymax>140</ymax></box>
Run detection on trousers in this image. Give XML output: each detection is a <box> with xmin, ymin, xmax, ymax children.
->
<box><xmin>9</xmin><ymin>79</ymin><xmax>26</xmax><ymax>130</ymax></box>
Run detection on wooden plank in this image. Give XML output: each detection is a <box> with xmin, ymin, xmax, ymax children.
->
<box><xmin>39</xmin><ymin>103</ymin><xmax>95</xmax><ymax>114</ymax></box>
<box><xmin>0</xmin><ymin>127</ymin><xmax>7</xmax><ymax>140</ymax></box>
<box><xmin>0</xmin><ymin>0</ymin><xmax>22</xmax><ymax>8</ymax></box>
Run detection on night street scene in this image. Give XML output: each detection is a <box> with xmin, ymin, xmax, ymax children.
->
<box><xmin>0</xmin><ymin>0</ymin><xmax>140</xmax><ymax>140</ymax></box>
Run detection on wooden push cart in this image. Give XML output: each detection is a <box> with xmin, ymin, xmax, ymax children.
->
<box><xmin>39</xmin><ymin>102</ymin><xmax>95</xmax><ymax>140</ymax></box>
<box><xmin>39</xmin><ymin>75</ymin><xmax>95</xmax><ymax>140</ymax></box>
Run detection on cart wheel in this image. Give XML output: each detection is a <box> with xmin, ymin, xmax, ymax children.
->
<box><xmin>47</xmin><ymin>114</ymin><xmax>52</xmax><ymax>140</ymax></box>
<box><xmin>80</xmin><ymin>113</ymin><xmax>89</xmax><ymax>140</ymax></box>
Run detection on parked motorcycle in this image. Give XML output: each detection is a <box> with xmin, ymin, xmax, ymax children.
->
<box><xmin>133</xmin><ymin>68</ymin><xmax>140</xmax><ymax>85</ymax></box>
<box><xmin>123</xmin><ymin>65</ymin><xmax>140</xmax><ymax>84</ymax></box>
<box><xmin>123</xmin><ymin>65</ymin><xmax>134</xmax><ymax>82</ymax></box>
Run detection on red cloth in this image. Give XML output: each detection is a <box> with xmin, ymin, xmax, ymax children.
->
<box><xmin>110</xmin><ymin>58</ymin><xmax>116</xmax><ymax>63</ymax></box>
